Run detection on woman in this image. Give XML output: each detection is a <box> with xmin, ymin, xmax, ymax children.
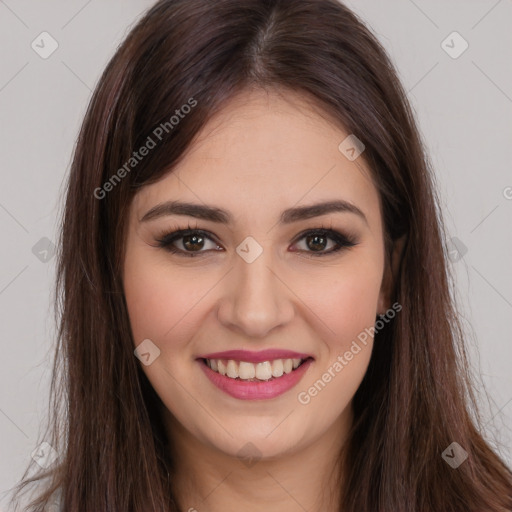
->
<box><xmin>9</xmin><ymin>0</ymin><xmax>512</xmax><ymax>510</ymax></box>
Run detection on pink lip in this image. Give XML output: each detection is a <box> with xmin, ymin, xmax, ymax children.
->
<box><xmin>198</xmin><ymin>349</ymin><xmax>313</xmax><ymax>364</ymax></box>
<box><xmin>198</xmin><ymin>358</ymin><xmax>314</xmax><ymax>400</ymax></box>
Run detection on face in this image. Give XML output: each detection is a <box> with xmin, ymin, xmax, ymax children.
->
<box><xmin>122</xmin><ymin>88</ymin><xmax>391</xmax><ymax>462</ymax></box>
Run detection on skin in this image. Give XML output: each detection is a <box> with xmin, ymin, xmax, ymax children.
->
<box><xmin>122</xmin><ymin>87</ymin><xmax>400</xmax><ymax>511</ymax></box>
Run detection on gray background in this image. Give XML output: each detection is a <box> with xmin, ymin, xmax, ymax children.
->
<box><xmin>0</xmin><ymin>0</ymin><xmax>511</xmax><ymax>508</ymax></box>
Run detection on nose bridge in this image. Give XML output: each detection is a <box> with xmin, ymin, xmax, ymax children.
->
<box><xmin>216</xmin><ymin>241</ymin><xmax>294</xmax><ymax>338</ymax></box>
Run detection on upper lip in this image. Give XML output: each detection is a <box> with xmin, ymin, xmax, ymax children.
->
<box><xmin>198</xmin><ymin>349</ymin><xmax>314</xmax><ymax>364</ymax></box>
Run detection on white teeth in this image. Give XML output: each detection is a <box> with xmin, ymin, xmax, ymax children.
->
<box><xmin>238</xmin><ymin>361</ymin><xmax>255</xmax><ymax>379</ymax></box>
<box><xmin>255</xmin><ymin>361</ymin><xmax>273</xmax><ymax>380</ymax></box>
<box><xmin>217</xmin><ymin>360</ymin><xmax>227</xmax><ymax>376</ymax></box>
<box><xmin>226</xmin><ymin>360</ymin><xmax>238</xmax><ymax>378</ymax></box>
<box><xmin>205</xmin><ymin>357</ymin><xmax>307</xmax><ymax>381</ymax></box>
<box><xmin>271</xmin><ymin>359</ymin><xmax>284</xmax><ymax>378</ymax></box>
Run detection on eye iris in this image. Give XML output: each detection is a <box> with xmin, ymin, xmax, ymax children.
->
<box><xmin>183</xmin><ymin>233</ymin><xmax>204</xmax><ymax>251</ymax></box>
<box><xmin>306</xmin><ymin>233</ymin><xmax>327</xmax><ymax>252</ymax></box>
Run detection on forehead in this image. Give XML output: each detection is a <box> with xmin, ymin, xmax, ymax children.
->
<box><xmin>131</xmin><ymin>88</ymin><xmax>381</xmax><ymax>230</ymax></box>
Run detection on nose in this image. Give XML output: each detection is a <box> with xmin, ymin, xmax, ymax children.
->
<box><xmin>216</xmin><ymin>248</ymin><xmax>295</xmax><ymax>339</ymax></box>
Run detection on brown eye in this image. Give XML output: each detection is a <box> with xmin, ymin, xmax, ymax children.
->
<box><xmin>156</xmin><ymin>227</ymin><xmax>357</xmax><ymax>258</ymax></box>
<box><xmin>305</xmin><ymin>233</ymin><xmax>330</xmax><ymax>252</ymax></box>
<box><xmin>181</xmin><ymin>233</ymin><xmax>206</xmax><ymax>251</ymax></box>
<box><xmin>292</xmin><ymin>229</ymin><xmax>357</xmax><ymax>257</ymax></box>
<box><xmin>156</xmin><ymin>229</ymin><xmax>222</xmax><ymax>257</ymax></box>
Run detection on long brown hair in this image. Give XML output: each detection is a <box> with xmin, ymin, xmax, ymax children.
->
<box><xmin>8</xmin><ymin>0</ymin><xmax>512</xmax><ymax>510</ymax></box>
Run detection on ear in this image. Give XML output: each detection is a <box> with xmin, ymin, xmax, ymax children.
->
<box><xmin>377</xmin><ymin>235</ymin><xmax>406</xmax><ymax>315</ymax></box>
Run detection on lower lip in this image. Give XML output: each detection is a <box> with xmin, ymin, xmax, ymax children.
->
<box><xmin>198</xmin><ymin>358</ymin><xmax>313</xmax><ymax>400</ymax></box>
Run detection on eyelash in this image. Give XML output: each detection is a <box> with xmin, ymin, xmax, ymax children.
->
<box><xmin>154</xmin><ymin>222</ymin><xmax>358</xmax><ymax>258</ymax></box>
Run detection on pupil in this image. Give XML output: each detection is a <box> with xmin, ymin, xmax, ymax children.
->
<box><xmin>183</xmin><ymin>234</ymin><xmax>203</xmax><ymax>251</ymax></box>
<box><xmin>307</xmin><ymin>234</ymin><xmax>326</xmax><ymax>251</ymax></box>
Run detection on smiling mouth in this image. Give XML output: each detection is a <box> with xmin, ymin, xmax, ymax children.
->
<box><xmin>201</xmin><ymin>357</ymin><xmax>313</xmax><ymax>382</ymax></box>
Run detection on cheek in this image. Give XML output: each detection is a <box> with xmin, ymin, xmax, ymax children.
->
<box><xmin>123</xmin><ymin>247</ymin><xmax>204</xmax><ymax>346</ymax></box>
<box><xmin>123</xmin><ymin>264</ymin><xmax>171</xmax><ymax>344</ymax></box>
<box><xmin>124</xmin><ymin>242</ymin><xmax>384</xmax><ymax>348</ymax></box>
<box><xmin>294</xmin><ymin>255</ymin><xmax>384</xmax><ymax>347</ymax></box>
<box><xmin>295</xmin><ymin>261</ymin><xmax>381</xmax><ymax>418</ymax></box>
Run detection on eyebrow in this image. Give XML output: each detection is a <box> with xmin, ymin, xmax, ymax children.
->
<box><xmin>140</xmin><ymin>199</ymin><xmax>368</xmax><ymax>226</ymax></box>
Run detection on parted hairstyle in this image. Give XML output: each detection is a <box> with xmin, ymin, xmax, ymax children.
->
<box><xmin>9</xmin><ymin>0</ymin><xmax>512</xmax><ymax>510</ymax></box>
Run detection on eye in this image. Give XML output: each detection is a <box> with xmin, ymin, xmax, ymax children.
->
<box><xmin>155</xmin><ymin>227</ymin><xmax>222</xmax><ymax>257</ymax></box>
<box><xmin>291</xmin><ymin>228</ymin><xmax>357</xmax><ymax>257</ymax></box>
<box><xmin>155</xmin><ymin>224</ymin><xmax>357</xmax><ymax>257</ymax></box>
